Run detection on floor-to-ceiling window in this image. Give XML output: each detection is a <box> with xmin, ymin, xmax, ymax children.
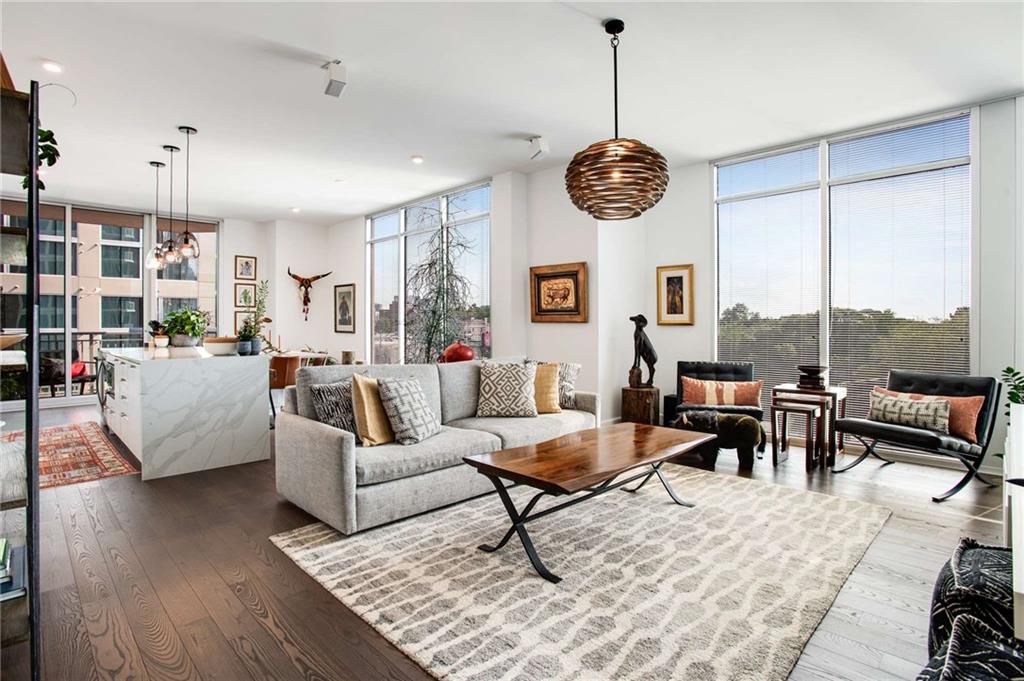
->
<box><xmin>368</xmin><ymin>182</ymin><xmax>491</xmax><ymax>364</ymax></box>
<box><xmin>715</xmin><ymin>112</ymin><xmax>972</xmax><ymax>421</ymax></box>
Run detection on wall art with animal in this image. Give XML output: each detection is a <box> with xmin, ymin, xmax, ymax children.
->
<box><xmin>529</xmin><ymin>261</ymin><xmax>588</xmax><ymax>323</ymax></box>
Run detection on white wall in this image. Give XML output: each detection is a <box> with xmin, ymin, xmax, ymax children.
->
<box><xmin>325</xmin><ymin>216</ymin><xmax>367</xmax><ymax>361</ymax></box>
<box><xmin>490</xmin><ymin>171</ymin><xmax>529</xmax><ymax>358</ymax></box>
<box><xmin>263</xmin><ymin>220</ymin><xmax>335</xmax><ymax>353</ymax></box>
<box><xmin>217</xmin><ymin>218</ymin><xmax>272</xmax><ymax>336</ymax></box>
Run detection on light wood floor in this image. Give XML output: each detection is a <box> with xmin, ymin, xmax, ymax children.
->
<box><xmin>2</xmin><ymin>406</ymin><xmax>1005</xmax><ymax>681</ymax></box>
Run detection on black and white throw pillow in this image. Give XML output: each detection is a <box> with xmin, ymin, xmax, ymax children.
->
<box><xmin>558</xmin><ymin>362</ymin><xmax>581</xmax><ymax>409</ymax></box>
<box><xmin>869</xmin><ymin>389</ymin><xmax>950</xmax><ymax>433</ymax></box>
<box><xmin>377</xmin><ymin>378</ymin><xmax>441</xmax><ymax>445</ymax></box>
<box><xmin>477</xmin><ymin>361</ymin><xmax>538</xmax><ymax>417</ymax></box>
<box><xmin>309</xmin><ymin>379</ymin><xmax>357</xmax><ymax>434</ymax></box>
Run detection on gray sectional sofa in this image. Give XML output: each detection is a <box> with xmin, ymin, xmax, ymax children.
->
<box><xmin>275</xmin><ymin>361</ymin><xmax>600</xmax><ymax>535</ymax></box>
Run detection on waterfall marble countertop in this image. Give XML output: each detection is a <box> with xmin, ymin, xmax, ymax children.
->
<box><xmin>101</xmin><ymin>346</ymin><xmax>268</xmax><ymax>363</ymax></box>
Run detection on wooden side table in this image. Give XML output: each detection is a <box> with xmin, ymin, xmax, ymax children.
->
<box><xmin>770</xmin><ymin>399</ymin><xmax>825</xmax><ymax>472</ymax></box>
<box><xmin>621</xmin><ymin>387</ymin><xmax>660</xmax><ymax>425</ymax></box>
<box><xmin>771</xmin><ymin>383</ymin><xmax>847</xmax><ymax>466</ymax></box>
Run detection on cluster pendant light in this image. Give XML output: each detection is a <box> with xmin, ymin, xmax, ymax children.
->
<box><xmin>565</xmin><ymin>19</ymin><xmax>669</xmax><ymax>220</ymax></box>
<box><xmin>144</xmin><ymin>126</ymin><xmax>200</xmax><ymax>270</ymax></box>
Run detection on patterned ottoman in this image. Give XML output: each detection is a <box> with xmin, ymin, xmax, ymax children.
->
<box><xmin>917</xmin><ymin>614</ymin><xmax>1024</xmax><ymax>680</ymax></box>
<box><xmin>928</xmin><ymin>538</ymin><xmax>1013</xmax><ymax>658</ymax></box>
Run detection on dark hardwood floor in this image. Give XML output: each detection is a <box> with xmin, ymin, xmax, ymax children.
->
<box><xmin>8</xmin><ymin>407</ymin><xmax>1006</xmax><ymax>681</ymax></box>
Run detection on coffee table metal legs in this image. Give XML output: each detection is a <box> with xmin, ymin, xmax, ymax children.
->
<box><xmin>478</xmin><ymin>464</ymin><xmax>694</xmax><ymax>583</ymax></box>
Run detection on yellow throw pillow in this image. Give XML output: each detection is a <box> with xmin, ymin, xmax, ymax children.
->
<box><xmin>352</xmin><ymin>373</ymin><xmax>395</xmax><ymax>447</ymax></box>
<box><xmin>534</xmin><ymin>363</ymin><xmax>562</xmax><ymax>414</ymax></box>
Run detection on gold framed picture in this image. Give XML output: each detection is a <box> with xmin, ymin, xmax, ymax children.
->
<box><xmin>530</xmin><ymin>261</ymin><xmax>588</xmax><ymax>323</ymax></box>
<box><xmin>657</xmin><ymin>264</ymin><xmax>694</xmax><ymax>325</ymax></box>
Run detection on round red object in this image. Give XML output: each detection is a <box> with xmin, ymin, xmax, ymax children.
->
<box><xmin>438</xmin><ymin>341</ymin><xmax>475</xmax><ymax>363</ymax></box>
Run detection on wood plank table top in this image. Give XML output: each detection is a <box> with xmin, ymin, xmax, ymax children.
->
<box><xmin>464</xmin><ymin>422</ymin><xmax>715</xmax><ymax>495</ymax></box>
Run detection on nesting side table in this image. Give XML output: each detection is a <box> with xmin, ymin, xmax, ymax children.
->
<box><xmin>771</xmin><ymin>383</ymin><xmax>847</xmax><ymax>467</ymax></box>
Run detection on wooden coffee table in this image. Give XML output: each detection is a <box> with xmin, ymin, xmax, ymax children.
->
<box><xmin>463</xmin><ymin>422</ymin><xmax>715</xmax><ymax>583</ymax></box>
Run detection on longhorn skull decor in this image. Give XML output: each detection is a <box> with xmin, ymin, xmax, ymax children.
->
<box><xmin>288</xmin><ymin>267</ymin><xmax>332</xmax><ymax>321</ymax></box>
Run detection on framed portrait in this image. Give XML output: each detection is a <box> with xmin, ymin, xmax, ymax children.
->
<box><xmin>235</xmin><ymin>255</ymin><xmax>257</xmax><ymax>280</ymax></box>
<box><xmin>234</xmin><ymin>310</ymin><xmax>252</xmax><ymax>335</ymax></box>
<box><xmin>334</xmin><ymin>283</ymin><xmax>356</xmax><ymax>334</ymax></box>
<box><xmin>234</xmin><ymin>283</ymin><xmax>256</xmax><ymax>308</ymax></box>
<box><xmin>529</xmin><ymin>261</ymin><xmax>588</xmax><ymax>323</ymax></box>
<box><xmin>657</xmin><ymin>264</ymin><xmax>694</xmax><ymax>325</ymax></box>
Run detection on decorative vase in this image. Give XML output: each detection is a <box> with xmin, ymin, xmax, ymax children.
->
<box><xmin>341</xmin><ymin>350</ymin><xmax>354</xmax><ymax>365</ymax></box>
<box><xmin>438</xmin><ymin>340</ymin><xmax>475</xmax><ymax>364</ymax></box>
<box><xmin>153</xmin><ymin>336</ymin><xmax>169</xmax><ymax>348</ymax></box>
<box><xmin>171</xmin><ymin>334</ymin><xmax>200</xmax><ymax>348</ymax></box>
<box><xmin>236</xmin><ymin>340</ymin><xmax>252</xmax><ymax>355</ymax></box>
<box><xmin>249</xmin><ymin>337</ymin><xmax>262</xmax><ymax>355</ymax></box>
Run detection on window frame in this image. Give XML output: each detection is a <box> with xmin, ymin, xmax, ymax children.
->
<box><xmin>365</xmin><ymin>180</ymin><xmax>492</xmax><ymax>364</ymax></box>
<box><xmin>712</xmin><ymin>107</ymin><xmax>977</xmax><ymax>382</ymax></box>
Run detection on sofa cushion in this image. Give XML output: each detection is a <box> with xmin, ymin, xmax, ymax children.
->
<box><xmin>295</xmin><ymin>365</ymin><xmax>368</xmax><ymax>420</ymax></box>
<box><xmin>367</xmin><ymin>364</ymin><xmax>443</xmax><ymax>422</ymax></box>
<box><xmin>352</xmin><ymin>374</ymin><xmax>395</xmax><ymax>447</ymax></box>
<box><xmin>354</xmin><ymin>425</ymin><xmax>501</xmax><ymax>485</ymax></box>
<box><xmin>309</xmin><ymin>379</ymin><xmax>356</xmax><ymax>434</ymax></box>
<box><xmin>437</xmin><ymin>361</ymin><xmax>481</xmax><ymax>423</ymax></box>
<box><xmin>378</xmin><ymin>377</ymin><xmax>441</xmax><ymax>445</ymax></box>
<box><xmin>534</xmin><ymin>363</ymin><xmax>562</xmax><ymax>414</ymax></box>
<box><xmin>477</xmin><ymin>361</ymin><xmax>537</xmax><ymax>417</ymax></box>
<box><xmin>448</xmin><ymin>410</ymin><xmax>596</xmax><ymax>448</ymax></box>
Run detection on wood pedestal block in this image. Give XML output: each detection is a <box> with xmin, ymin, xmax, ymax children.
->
<box><xmin>621</xmin><ymin>387</ymin><xmax>660</xmax><ymax>425</ymax></box>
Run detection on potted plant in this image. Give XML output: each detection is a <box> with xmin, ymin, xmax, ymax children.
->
<box><xmin>148</xmin><ymin>320</ymin><xmax>169</xmax><ymax>348</ymax></box>
<box><xmin>249</xmin><ymin>280</ymin><xmax>270</xmax><ymax>354</ymax></box>
<box><xmin>236</xmin><ymin>318</ymin><xmax>257</xmax><ymax>356</ymax></box>
<box><xmin>163</xmin><ymin>308</ymin><xmax>210</xmax><ymax>347</ymax></box>
<box><xmin>1004</xmin><ymin>366</ymin><xmax>1024</xmax><ymax>455</ymax></box>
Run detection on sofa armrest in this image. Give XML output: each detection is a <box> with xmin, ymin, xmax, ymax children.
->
<box><xmin>663</xmin><ymin>393</ymin><xmax>680</xmax><ymax>426</ymax></box>
<box><xmin>574</xmin><ymin>390</ymin><xmax>600</xmax><ymax>422</ymax></box>
<box><xmin>275</xmin><ymin>411</ymin><xmax>358</xmax><ymax>534</ymax></box>
<box><xmin>283</xmin><ymin>385</ymin><xmax>298</xmax><ymax>414</ymax></box>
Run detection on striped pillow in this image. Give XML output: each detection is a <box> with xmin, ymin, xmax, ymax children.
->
<box><xmin>682</xmin><ymin>376</ymin><xmax>763</xmax><ymax>408</ymax></box>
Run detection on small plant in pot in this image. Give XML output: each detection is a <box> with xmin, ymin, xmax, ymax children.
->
<box><xmin>163</xmin><ymin>308</ymin><xmax>210</xmax><ymax>347</ymax></box>
<box><xmin>236</xmin><ymin>318</ymin><xmax>257</xmax><ymax>356</ymax></box>
<box><xmin>148</xmin><ymin>320</ymin><xmax>169</xmax><ymax>348</ymax></box>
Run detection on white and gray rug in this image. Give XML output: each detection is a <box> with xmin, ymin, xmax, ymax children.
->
<box><xmin>271</xmin><ymin>467</ymin><xmax>891</xmax><ymax>681</ymax></box>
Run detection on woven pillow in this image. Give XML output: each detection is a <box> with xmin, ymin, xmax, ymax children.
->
<box><xmin>477</xmin><ymin>361</ymin><xmax>538</xmax><ymax>417</ymax></box>
<box><xmin>869</xmin><ymin>389</ymin><xmax>950</xmax><ymax>434</ymax></box>
<box><xmin>682</xmin><ymin>376</ymin><xmax>763</xmax><ymax>407</ymax></box>
<box><xmin>377</xmin><ymin>378</ymin><xmax>441</xmax><ymax>445</ymax></box>
<box><xmin>351</xmin><ymin>373</ymin><xmax>395</xmax><ymax>446</ymax></box>
<box><xmin>918</xmin><ymin>614</ymin><xmax>1024</xmax><ymax>681</ymax></box>
<box><xmin>557</xmin><ymin>362</ymin><xmax>581</xmax><ymax>409</ymax></box>
<box><xmin>309</xmin><ymin>379</ymin><xmax>357</xmax><ymax>434</ymax></box>
<box><xmin>873</xmin><ymin>387</ymin><xmax>984</xmax><ymax>443</ymax></box>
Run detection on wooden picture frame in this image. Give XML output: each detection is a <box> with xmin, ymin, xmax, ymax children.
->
<box><xmin>234</xmin><ymin>310</ymin><xmax>251</xmax><ymax>335</ymax></box>
<box><xmin>235</xmin><ymin>255</ymin><xmax>257</xmax><ymax>280</ymax></box>
<box><xmin>657</xmin><ymin>264</ymin><xmax>695</xmax><ymax>325</ymax></box>
<box><xmin>334</xmin><ymin>283</ymin><xmax>356</xmax><ymax>334</ymax></box>
<box><xmin>530</xmin><ymin>261</ymin><xmax>588</xmax><ymax>323</ymax></box>
<box><xmin>234</xmin><ymin>283</ymin><xmax>256</xmax><ymax>308</ymax></box>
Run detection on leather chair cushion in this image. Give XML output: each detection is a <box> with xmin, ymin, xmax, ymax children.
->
<box><xmin>835</xmin><ymin>417</ymin><xmax>982</xmax><ymax>459</ymax></box>
<box><xmin>676</xmin><ymin>404</ymin><xmax>764</xmax><ymax>420</ymax></box>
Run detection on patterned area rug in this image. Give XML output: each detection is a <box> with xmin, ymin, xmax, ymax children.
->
<box><xmin>2</xmin><ymin>421</ymin><xmax>138</xmax><ymax>489</ymax></box>
<box><xmin>272</xmin><ymin>467</ymin><xmax>892</xmax><ymax>681</ymax></box>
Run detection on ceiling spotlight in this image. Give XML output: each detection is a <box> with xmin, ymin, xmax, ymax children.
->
<box><xmin>323</xmin><ymin>60</ymin><xmax>346</xmax><ymax>97</ymax></box>
<box><xmin>528</xmin><ymin>136</ymin><xmax>550</xmax><ymax>161</ymax></box>
<box><xmin>333</xmin><ymin>178</ymin><xmax>346</xmax><ymax>184</ymax></box>
<box><xmin>290</xmin><ymin>207</ymin><xmax>302</xmax><ymax>213</ymax></box>
<box><xmin>410</xmin><ymin>155</ymin><xmax>424</xmax><ymax>165</ymax></box>
<box><xmin>41</xmin><ymin>60</ymin><xmax>63</xmax><ymax>73</ymax></box>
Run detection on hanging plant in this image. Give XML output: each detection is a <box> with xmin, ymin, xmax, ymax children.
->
<box><xmin>21</xmin><ymin>128</ymin><xmax>59</xmax><ymax>190</ymax></box>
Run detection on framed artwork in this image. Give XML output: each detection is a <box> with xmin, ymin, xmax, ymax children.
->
<box><xmin>657</xmin><ymin>264</ymin><xmax>694</xmax><ymax>325</ymax></box>
<box><xmin>529</xmin><ymin>261</ymin><xmax>588</xmax><ymax>323</ymax></box>
<box><xmin>235</xmin><ymin>255</ymin><xmax>257</xmax><ymax>280</ymax></box>
<box><xmin>234</xmin><ymin>310</ymin><xmax>252</xmax><ymax>335</ymax></box>
<box><xmin>334</xmin><ymin>283</ymin><xmax>356</xmax><ymax>334</ymax></box>
<box><xmin>234</xmin><ymin>283</ymin><xmax>256</xmax><ymax>308</ymax></box>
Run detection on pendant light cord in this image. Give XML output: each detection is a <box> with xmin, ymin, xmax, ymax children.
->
<box><xmin>184</xmin><ymin>132</ymin><xmax>190</xmax><ymax>234</ymax></box>
<box><xmin>611</xmin><ymin>33</ymin><xmax>619</xmax><ymax>139</ymax></box>
<box><xmin>167</xmin><ymin>148</ymin><xmax>174</xmax><ymax>241</ymax></box>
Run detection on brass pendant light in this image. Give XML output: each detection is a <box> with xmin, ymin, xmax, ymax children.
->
<box><xmin>566</xmin><ymin>19</ymin><xmax>668</xmax><ymax>220</ymax></box>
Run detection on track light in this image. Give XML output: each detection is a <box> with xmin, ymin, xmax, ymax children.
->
<box><xmin>323</xmin><ymin>60</ymin><xmax>347</xmax><ymax>97</ymax></box>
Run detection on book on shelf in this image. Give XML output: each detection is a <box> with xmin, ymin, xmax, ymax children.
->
<box><xmin>0</xmin><ymin>545</ymin><xmax>26</xmax><ymax>602</ymax></box>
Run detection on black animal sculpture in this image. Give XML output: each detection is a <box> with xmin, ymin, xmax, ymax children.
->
<box><xmin>629</xmin><ymin>313</ymin><xmax>657</xmax><ymax>388</ymax></box>
<box><xmin>288</xmin><ymin>267</ymin><xmax>332</xmax><ymax>321</ymax></box>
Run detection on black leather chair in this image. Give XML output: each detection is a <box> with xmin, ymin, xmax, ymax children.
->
<box><xmin>664</xmin><ymin>361</ymin><xmax>766</xmax><ymax>452</ymax></box>
<box><xmin>833</xmin><ymin>370</ymin><xmax>1001</xmax><ymax>502</ymax></box>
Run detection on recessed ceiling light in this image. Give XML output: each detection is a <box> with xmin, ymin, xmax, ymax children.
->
<box><xmin>410</xmin><ymin>155</ymin><xmax>424</xmax><ymax>165</ymax></box>
<box><xmin>333</xmin><ymin>178</ymin><xmax>346</xmax><ymax>184</ymax></box>
<box><xmin>290</xmin><ymin>207</ymin><xmax>301</xmax><ymax>213</ymax></box>
<box><xmin>41</xmin><ymin>61</ymin><xmax>63</xmax><ymax>74</ymax></box>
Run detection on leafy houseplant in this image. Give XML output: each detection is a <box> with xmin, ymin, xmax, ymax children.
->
<box><xmin>163</xmin><ymin>308</ymin><xmax>210</xmax><ymax>347</ymax></box>
<box><xmin>1002</xmin><ymin>367</ymin><xmax>1024</xmax><ymax>473</ymax></box>
<box><xmin>22</xmin><ymin>128</ymin><xmax>60</xmax><ymax>191</ymax></box>
<box><xmin>148</xmin><ymin>320</ymin><xmax>169</xmax><ymax>348</ymax></box>
<box><xmin>1004</xmin><ymin>367</ymin><xmax>1024</xmax><ymax>418</ymax></box>
<box><xmin>236</xmin><ymin>318</ymin><xmax>257</xmax><ymax>356</ymax></box>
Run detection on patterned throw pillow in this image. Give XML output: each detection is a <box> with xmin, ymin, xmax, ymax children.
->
<box><xmin>868</xmin><ymin>389</ymin><xmax>950</xmax><ymax>433</ymax></box>
<box><xmin>557</xmin><ymin>362</ymin><xmax>581</xmax><ymax>409</ymax></box>
<box><xmin>682</xmin><ymin>376</ymin><xmax>763</xmax><ymax>407</ymax></box>
<box><xmin>477</xmin><ymin>361</ymin><xmax>538</xmax><ymax>417</ymax></box>
<box><xmin>873</xmin><ymin>386</ymin><xmax>984</xmax><ymax>443</ymax></box>
<box><xmin>309</xmin><ymin>379</ymin><xmax>357</xmax><ymax>434</ymax></box>
<box><xmin>377</xmin><ymin>378</ymin><xmax>441</xmax><ymax>445</ymax></box>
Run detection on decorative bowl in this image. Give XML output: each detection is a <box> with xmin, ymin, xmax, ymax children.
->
<box><xmin>204</xmin><ymin>337</ymin><xmax>239</xmax><ymax>356</ymax></box>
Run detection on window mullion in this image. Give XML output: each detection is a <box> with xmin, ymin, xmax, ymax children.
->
<box><xmin>819</xmin><ymin>139</ymin><xmax>830</xmax><ymax>367</ymax></box>
<box><xmin>398</xmin><ymin>211</ymin><xmax>406</xmax><ymax>365</ymax></box>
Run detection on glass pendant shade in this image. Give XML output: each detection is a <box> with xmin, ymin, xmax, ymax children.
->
<box><xmin>176</xmin><ymin>231</ymin><xmax>200</xmax><ymax>259</ymax></box>
<box><xmin>144</xmin><ymin>245</ymin><xmax>166</xmax><ymax>270</ymax></box>
<box><xmin>161</xmin><ymin>239</ymin><xmax>181</xmax><ymax>264</ymax></box>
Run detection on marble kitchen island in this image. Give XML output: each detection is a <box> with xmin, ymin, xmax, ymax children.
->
<box><xmin>99</xmin><ymin>347</ymin><xmax>270</xmax><ymax>480</ymax></box>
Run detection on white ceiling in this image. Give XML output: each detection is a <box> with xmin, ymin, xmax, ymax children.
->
<box><xmin>2</xmin><ymin>2</ymin><xmax>1021</xmax><ymax>225</ymax></box>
